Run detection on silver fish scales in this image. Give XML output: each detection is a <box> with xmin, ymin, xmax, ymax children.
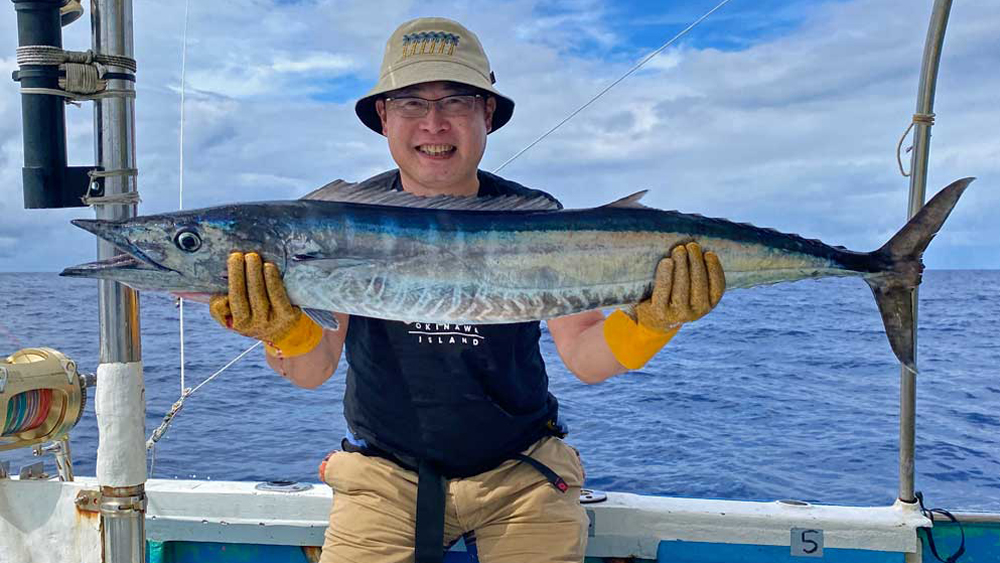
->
<box><xmin>62</xmin><ymin>177</ymin><xmax>974</xmax><ymax>372</ymax></box>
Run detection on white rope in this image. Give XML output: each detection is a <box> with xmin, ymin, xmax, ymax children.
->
<box><xmin>81</xmin><ymin>168</ymin><xmax>141</xmax><ymax>206</ymax></box>
<box><xmin>897</xmin><ymin>112</ymin><xmax>935</xmax><ymax>177</ymax></box>
<box><xmin>16</xmin><ymin>45</ymin><xmax>137</xmax><ymax>72</ymax></box>
<box><xmin>81</xmin><ymin>191</ymin><xmax>141</xmax><ymax>206</ymax></box>
<box><xmin>88</xmin><ymin>168</ymin><xmax>138</xmax><ymax>179</ymax></box>
<box><xmin>62</xmin><ymin>62</ymin><xmax>104</xmax><ymax>94</ymax></box>
<box><xmin>17</xmin><ymin>45</ymin><xmax>135</xmax><ymax>101</ymax></box>
<box><xmin>493</xmin><ymin>0</ymin><xmax>736</xmax><ymax>173</ymax></box>
<box><xmin>18</xmin><ymin>87</ymin><xmax>135</xmax><ymax>101</ymax></box>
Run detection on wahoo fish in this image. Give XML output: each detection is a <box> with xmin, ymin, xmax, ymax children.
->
<box><xmin>61</xmin><ymin>178</ymin><xmax>974</xmax><ymax>372</ymax></box>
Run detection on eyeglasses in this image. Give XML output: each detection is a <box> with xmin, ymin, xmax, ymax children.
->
<box><xmin>384</xmin><ymin>94</ymin><xmax>483</xmax><ymax>118</ymax></box>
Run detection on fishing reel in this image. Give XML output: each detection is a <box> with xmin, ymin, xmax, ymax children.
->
<box><xmin>0</xmin><ymin>348</ymin><xmax>89</xmax><ymax>453</ymax></box>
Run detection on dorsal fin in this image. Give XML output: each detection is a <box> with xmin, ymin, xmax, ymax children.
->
<box><xmin>301</xmin><ymin>179</ymin><xmax>561</xmax><ymax>212</ymax></box>
<box><xmin>601</xmin><ymin>190</ymin><xmax>650</xmax><ymax>209</ymax></box>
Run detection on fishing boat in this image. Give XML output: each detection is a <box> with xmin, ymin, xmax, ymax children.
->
<box><xmin>0</xmin><ymin>1</ymin><xmax>993</xmax><ymax>562</ymax></box>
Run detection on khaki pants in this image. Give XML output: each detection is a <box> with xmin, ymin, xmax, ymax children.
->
<box><xmin>319</xmin><ymin>436</ymin><xmax>589</xmax><ymax>563</ymax></box>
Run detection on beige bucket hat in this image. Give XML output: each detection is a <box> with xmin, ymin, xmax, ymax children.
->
<box><xmin>355</xmin><ymin>17</ymin><xmax>515</xmax><ymax>135</ymax></box>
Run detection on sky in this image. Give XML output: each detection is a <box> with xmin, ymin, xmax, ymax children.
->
<box><xmin>0</xmin><ymin>0</ymin><xmax>997</xmax><ymax>272</ymax></box>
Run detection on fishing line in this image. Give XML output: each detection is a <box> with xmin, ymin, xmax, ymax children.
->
<box><xmin>150</xmin><ymin>0</ymin><xmax>191</xmax><ymax>477</ymax></box>
<box><xmin>147</xmin><ymin>342</ymin><xmax>262</xmax><ymax>475</ymax></box>
<box><xmin>2</xmin><ymin>389</ymin><xmax>52</xmax><ymax>435</ymax></box>
<box><xmin>178</xmin><ymin>0</ymin><xmax>190</xmax><ymax>399</ymax></box>
<box><xmin>148</xmin><ymin>0</ymin><xmax>275</xmax><ymax>475</ymax></box>
<box><xmin>492</xmin><ymin>0</ymin><xmax>736</xmax><ymax>173</ymax></box>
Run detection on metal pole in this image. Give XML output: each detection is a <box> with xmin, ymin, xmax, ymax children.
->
<box><xmin>93</xmin><ymin>0</ymin><xmax>139</xmax><ymax>361</ymax></box>
<box><xmin>899</xmin><ymin>0</ymin><xmax>953</xmax><ymax>505</ymax></box>
<box><xmin>91</xmin><ymin>0</ymin><xmax>145</xmax><ymax>561</ymax></box>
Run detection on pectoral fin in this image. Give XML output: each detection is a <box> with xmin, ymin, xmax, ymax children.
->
<box><xmin>302</xmin><ymin>308</ymin><xmax>340</xmax><ymax>331</ymax></box>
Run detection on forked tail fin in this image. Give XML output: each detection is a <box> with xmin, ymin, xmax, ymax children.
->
<box><xmin>865</xmin><ymin>177</ymin><xmax>974</xmax><ymax>373</ymax></box>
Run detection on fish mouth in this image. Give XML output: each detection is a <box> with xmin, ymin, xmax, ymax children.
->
<box><xmin>60</xmin><ymin>253</ymin><xmax>166</xmax><ymax>277</ymax></box>
<box><xmin>61</xmin><ymin>219</ymin><xmax>176</xmax><ymax>282</ymax></box>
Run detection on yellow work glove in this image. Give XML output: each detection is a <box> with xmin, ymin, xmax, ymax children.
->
<box><xmin>604</xmin><ymin>242</ymin><xmax>726</xmax><ymax>370</ymax></box>
<box><xmin>208</xmin><ymin>252</ymin><xmax>323</xmax><ymax>358</ymax></box>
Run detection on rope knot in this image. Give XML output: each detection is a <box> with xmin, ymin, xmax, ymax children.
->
<box><xmin>897</xmin><ymin>112</ymin><xmax>938</xmax><ymax>177</ymax></box>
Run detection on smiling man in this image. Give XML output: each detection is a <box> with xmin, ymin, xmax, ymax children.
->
<box><xmin>377</xmin><ymin>81</ymin><xmax>491</xmax><ymax>196</ymax></box>
<box><xmin>210</xmin><ymin>16</ymin><xmax>724</xmax><ymax>563</ymax></box>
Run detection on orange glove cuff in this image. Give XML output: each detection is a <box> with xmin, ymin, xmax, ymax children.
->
<box><xmin>603</xmin><ymin>309</ymin><xmax>680</xmax><ymax>370</ymax></box>
<box><xmin>264</xmin><ymin>313</ymin><xmax>324</xmax><ymax>358</ymax></box>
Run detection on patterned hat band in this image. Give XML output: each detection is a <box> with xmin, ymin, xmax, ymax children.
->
<box><xmin>401</xmin><ymin>32</ymin><xmax>461</xmax><ymax>58</ymax></box>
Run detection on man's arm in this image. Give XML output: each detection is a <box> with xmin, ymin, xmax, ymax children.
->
<box><xmin>548</xmin><ymin>311</ymin><xmax>626</xmax><ymax>384</ymax></box>
<box><xmin>549</xmin><ymin>242</ymin><xmax>725</xmax><ymax>384</ymax></box>
<box><xmin>265</xmin><ymin>313</ymin><xmax>350</xmax><ymax>389</ymax></box>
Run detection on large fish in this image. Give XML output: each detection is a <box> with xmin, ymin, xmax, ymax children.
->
<box><xmin>61</xmin><ymin>178</ymin><xmax>974</xmax><ymax>371</ymax></box>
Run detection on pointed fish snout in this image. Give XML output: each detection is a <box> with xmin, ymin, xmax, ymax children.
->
<box><xmin>71</xmin><ymin>218</ymin><xmax>120</xmax><ymax>240</ymax></box>
<box><xmin>70</xmin><ymin>218</ymin><xmax>101</xmax><ymax>233</ymax></box>
<box><xmin>71</xmin><ymin>218</ymin><xmax>131</xmax><ymax>248</ymax></box>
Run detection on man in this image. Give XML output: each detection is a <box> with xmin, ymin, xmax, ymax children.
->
<box><xmin>210</xmin><ymin>17</ymin><xmax>725</xmax><ymax>563</ymax></box>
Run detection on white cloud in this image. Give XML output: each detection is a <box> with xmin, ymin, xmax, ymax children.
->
<box><xmin>643</xmin><ymin>49</ymin><xmax>683</xmax><ymax>72</ymax></box>
<box><xmin>271</xmin><ymin>52</ymin><xmax>356</xmax><ymax>74</ymax></box>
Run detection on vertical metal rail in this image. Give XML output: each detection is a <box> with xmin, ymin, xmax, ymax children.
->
<box><xmin>92</xmin><ymin>0</ymin><xmax>145</xmax><ymax>561</ymax></box>
<box><xmin>899</xmin><ymin>0</ymin><xmax>953</xmax><ymax>506</ymax></box>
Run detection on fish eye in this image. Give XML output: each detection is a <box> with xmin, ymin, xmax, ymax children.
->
<box><xmin>174</xmin><ymin>229</ymin><xmax>202</xmax><ymax>252</ymax></box>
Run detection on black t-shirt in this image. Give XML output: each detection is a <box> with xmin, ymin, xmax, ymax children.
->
<box><xmin>342</xmin><ymin>170</ymin><xmax>563</xmax><ymax>477</ymax></box>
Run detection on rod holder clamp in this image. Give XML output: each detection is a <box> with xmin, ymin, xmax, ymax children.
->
<box><xmin>100</xmin><ymin>492</ymin><xmax>147</xmax><ymax>516</ymax></box>
<box><xmin>33</xmin><ymin>440</ymin><xmax>62</xmax><ymax>455</ymax></box>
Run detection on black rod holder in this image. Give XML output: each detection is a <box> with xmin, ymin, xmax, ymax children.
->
<box><xmin>12</xmin><ymin>0</ymin><xmax>90</xmax><ymax>209</ymax></box>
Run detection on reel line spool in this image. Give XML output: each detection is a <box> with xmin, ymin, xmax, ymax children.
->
<box><xmin>0</xmin><ymin>347</ymin><xmax>88</xmax><ymax>452</ymax></box>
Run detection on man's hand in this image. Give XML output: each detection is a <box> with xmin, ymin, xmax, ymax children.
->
<box><xmin>633</xmin><ymin>242</ymin><xmax>725</xmax><ymax>331</ymax></box>
<box><xmin>603</xmin><ymin>242</ymin><xmax>726</xmax><ymax>370</ymax></box>
<box><xmin>209</xmin><ymin>252</ymin><xmax>323</xmax><ymax>357</ymax></box>
<box><xmin>318</xmin><ymin>452</ymin><xmax>334</xmax><ymax>484</ymax></box>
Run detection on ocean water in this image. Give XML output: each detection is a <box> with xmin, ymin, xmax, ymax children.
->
<box><xmin>1</xmin><ymin>271</ymin><xmax>998</xmax><ymax>511</ymax></box>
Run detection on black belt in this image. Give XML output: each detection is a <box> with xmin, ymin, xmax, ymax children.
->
<box><xmin>415</xmin><ymin>460</ymin><xmax>448</xmax><ymax>563</ymax></box>
<box><xmin>342</xmin><ymin>438</ymin><xmax>569</xmax><ymax>563</ymax></box>
<box><xmin>413</xmin><ymin>454</ymin><xmax>569</xmax><ymax>563</ymax></box>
